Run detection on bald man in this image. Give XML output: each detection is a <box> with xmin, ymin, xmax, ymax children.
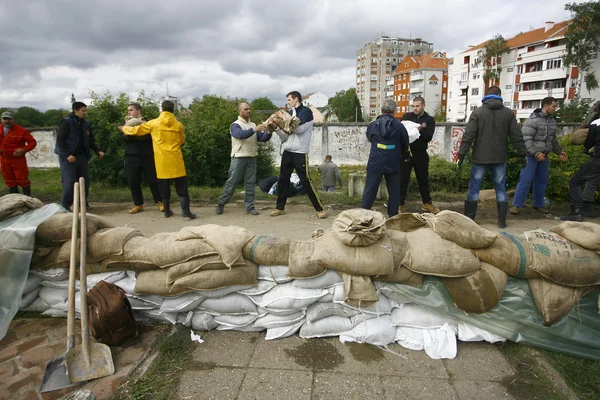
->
<box><xmin>216</xmin><ymin>102</ymin><xmax>272</xmax><ymax>215</ymax></box>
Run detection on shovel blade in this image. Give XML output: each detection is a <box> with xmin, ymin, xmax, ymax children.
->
<box><xmin>66</xmin><ymin>343</ymin><xmax>115</xmax><ymax>383</ymax></box>
<box><xmin>39</xmin><ymin>356</ymin><xmax>83</xmax><ymax>393</ymax></box>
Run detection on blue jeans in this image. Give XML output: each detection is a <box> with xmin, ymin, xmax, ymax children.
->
<box><xmin>512</xmin><ymin>155</ymin><xmax>548</xmax><ymax>208</ymax></box>
<box><xmin>58</xmin><ymin>154</ymin><xmax>90</xmax><ymax>209</ymax></box>
<box><xmin>466</xmin><ymin>163</ymin><xmax>508</xmax><ymax>202</ymax></box>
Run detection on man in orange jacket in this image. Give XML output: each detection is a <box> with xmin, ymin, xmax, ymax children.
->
<box><xmin>0</xmin><ymin>111</ymin><xmax>37</xmax><ymax>196</ymax></box>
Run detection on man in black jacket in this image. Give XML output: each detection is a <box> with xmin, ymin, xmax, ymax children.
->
<box><xmin>361</xmin><ymin>98</ymin><xmax>409</xmax><ymax>217</ymax></box>
<box><xmin>400</xmin><ymin>96</ymin><xmax>440</xmax><ymax>213</ymax></box>
<box><xmin>54</xmin><ymin>102</ymin><xmax>104</xmax><ymax>211</ymax></box>
<box><xmin>561</xmin><ymin>119</ymin><xmax>600</xmax><ymax>221</ymax></box>
<box><xmin>122</xmin><ymin>103</ymin><xmax>163</xmax><ymax>214</ymax></box>
<box><xmin>457</xmin><ymin>86</ymin><xmax>527</xmax><ymax>228</ymax></box>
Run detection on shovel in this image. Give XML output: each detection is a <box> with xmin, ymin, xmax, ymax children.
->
<box><xmin>39</xmin><ymin>181</ymin><xmax>85</xmax><ymax>393</ymax></box>
<box><xmin>66</xmin><ymin>177</ymin><xmax>115</xmax><ymax>383</ymax></box>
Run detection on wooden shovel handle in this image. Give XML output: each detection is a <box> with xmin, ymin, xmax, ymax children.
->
<box><xmin>67</xmin><ymin>182</ymin><xmax>79</xmax><ymax>351</ymax></box>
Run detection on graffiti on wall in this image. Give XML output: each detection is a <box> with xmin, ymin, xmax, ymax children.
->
<box><xmin>427</xmin><ymin>127</ymin><xmax>445</xmax><ymax>156</ymax></box>
<box><xmin>450</xmin><ymin>127</ymin><xmax>464</xmax><ymax>162</ymax></box>
<box><xmin>26</xmin><ymin>130</ymin><xmax>59</xmax><ymax>168</ymax></box>
<box><xmin>329</xmin><ymin>126</ymin><xmax>369</xmax><ymax>164</ymax></box>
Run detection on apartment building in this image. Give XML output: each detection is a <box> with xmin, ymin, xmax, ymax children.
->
<box><xmin>447</xmin><ymin>20</ymin><xmax>600</xmax><ymax>122</ymax></box>
<box><xmin>391</xmin><ymin>52</ymin><xmax>449</xmax><ymax>119</ymax></box>
<box><xmin>356</xmin><ymin>36</ymin><xmax>434</xmax><ymax>119</ymax></box>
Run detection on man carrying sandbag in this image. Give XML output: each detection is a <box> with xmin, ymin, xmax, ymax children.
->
<box><xmin>457</xmin><ymin>86</ymin><xmax>528</xmax><ymax>228</ymax></box>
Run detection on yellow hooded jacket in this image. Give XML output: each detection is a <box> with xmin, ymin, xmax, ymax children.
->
<box><xmin>122</xmin><ymin>112</ymin><xmax>186</xmax><ymax>179</ymax></box>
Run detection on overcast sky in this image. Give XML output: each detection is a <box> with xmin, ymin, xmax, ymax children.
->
<box><xmin>0</xmin><ymin>0</ymin><xmax>580</xmax><ymax>110</ymax></box>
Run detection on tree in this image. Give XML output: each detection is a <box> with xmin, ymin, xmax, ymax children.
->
<box><xmin>328</xmin><ymin>88</ymin><xmax>363</xmax><ymax>122</ymax></box>
<box><xmin>432</xmin><ymin>105</ymin><xmax>446</xmax><ymax>122</ymax></box>
<box><xmin>554</xmin><ymin>97</ymin><xmax>592</xmax><ymax>123</ymax></box>
<box><xmin>14</xmin><ymin>106</ymin><xmax>45</xmax><ymax>127</ymax></box>
<box><xmin>43</xmin><ymin>109</ymin><xmax>69</xmax><ymax>127</ymax></box>
<box><xmin>564</xmin><ymin>1</ymin><xmax>600</xmax><ymax>94</ymax></box>
<box><xmin>474</xmin><ymin>34</ymin><xmax>510</xmax><ymax>88</ymax></box>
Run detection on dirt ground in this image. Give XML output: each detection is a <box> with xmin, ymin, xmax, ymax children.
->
<box><xmin>86</xmin><ymin>199</ymin><xmax>593</xmax><ymax>239</ymax></box>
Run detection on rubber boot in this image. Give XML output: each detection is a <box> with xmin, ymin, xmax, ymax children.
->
<box><xmin>163</xmin><ymin>199</ymin><xmax>173</xmax><ymax>218</ymax></box>
<box><xmin>560</xmin><ymin>206</ymin><xmax>584</xmax><ymax>222</ymax></box>
<box><xmin>582</xmin><ymin>201</ymin><xmax>598</xmax><ymax>218</ymax></box>
<box><xmin>180</xmin><ymin>197</ymin><xmax>196</xmax><ymax>220</ymax></box>
<box><xmin>8</xmin><ymin>186</ymin><xmax>18</xmax><ymax>194</ymax></box>
<box><xmin>464</xmin><ymin>200</ymin><xmax>477</xmax><ymax>220</ymax></box>
<box><xmin>497</xmin><ymin>201</ymin><xmax>508</xmax><ymax>229</ymax></box>
<box><xmin>22</xmin><ymin>185</ymin><xmax>31</xmax><ymax>197</ymax></box>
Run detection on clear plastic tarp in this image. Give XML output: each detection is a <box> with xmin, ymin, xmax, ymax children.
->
<box><xmin>0</xmin><ymin>204</ymin><xmax>63</xmax><ymax>339</ymax></box>
<box><xmin>378</xmin><ymin>277</ymin><xmax>600</xmax><ymax>360</ymax></box>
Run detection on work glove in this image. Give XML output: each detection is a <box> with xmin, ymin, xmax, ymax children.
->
<box><xmin>456</xmin><ymin>155</ymin><xmax>465</xmax><ymax>169</ymax></box>
<box><xmin>520</xmin><ymin>156</ymin><xmax>528</xmax><ymax>169</ymax></box>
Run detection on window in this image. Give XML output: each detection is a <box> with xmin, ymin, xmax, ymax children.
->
<box><xmin>515</xmin><ymin>84</ymin><xmax>521</xmax><ymax>92</ymax></box>
<box><xmin>460</xmin><ymin>72</ymin><xmax>468</xmax><ymax>81</ymax></box>
<box><xmin>505</xmin><ymin>85</ymin><xmax>512</xmax><ymax>90</ymax></box>
<box><xmin>443</xmin><ymin>81</ymin><xmax>447</xmax><ymax>88</ymax></box>
<box><xmin>464</xmin><ymin>56</ymin><xmax>470</xmax><ymax>64</ymax></box>
<box><xmin>401</xmin><ymin>106</ymin><xmax>406</xmax><ymax>112</ymax></box>
<box><xmin>442</xmin><ymin>106</ymin><xmax>446</xmax><ymax>112</ymax></box>
<box><xmin>471</xmin><ymin>88</ymin><xmax>479</xmax><ymax>96</ymax></box>
<box><xmin>546</xmin><ymin>59</ymin><xmax>562</xmax><ymax>69</ymax></box>
<box><xmin>507</xmin><ymin>67</ymin><xmax>514</xmax><ymax>72</ymax></box>
<box><xmin>449</xmin><ymin>91</ymin><xmax>452</xmax><ymax>98</ymax></box>
<box><xmin>513</xmin><ymin>104</ymin><xmax>519</xmax><ymax>110</ymax></box>
<box><xmin>442</xmin><ymin>93</ymin><xmax>447</xmax><ymax>100</ymax></box>
<box><xmin>504</xmin><ymin>102</ymin><xmax>510</xmax><ymax>106</ymax></box>
<box><xmin>517</xmin><ymin>65</ymin><xmax>523</xmax><ymax>74</ymax></box>
<box><xmin>473</xmin><ymin>72</ymin><xmax>480</xmax><ymax>80</ymax></box>
<box><xmin>470</xmin><ymin>104</ymin><xmax>477</xmax><ymax>111</ymax></box>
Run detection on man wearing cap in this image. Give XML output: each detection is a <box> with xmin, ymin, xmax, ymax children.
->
<box><xmin>0</xmin><ymin>111</ymin><xmax>37</xmax><ymax>196</ymax></box>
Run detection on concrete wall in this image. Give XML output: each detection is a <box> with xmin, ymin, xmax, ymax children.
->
<box><xmin>25</xmin><ymin>128</ymin><xmax>59</xmax><ymax>168</ymax></box>
<box><xmin>272</xmin><ymin>122</ymin><xmax>580</xmax><ymax>167</ymax></box>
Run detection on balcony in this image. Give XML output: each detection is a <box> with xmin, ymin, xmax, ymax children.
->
<box><xmin>410</xmin><ymin>85</ymin><xmax>424</xmax><ymax>94</ymax></box>
<box><xmin>459</xmin><ymin>80</ymin><xmax>468</xmax><ymax>89</ymax></box>
<box><xmin>386</xmin><ymin>90</ymin><xmax>394</xmax><ymax>97</ymax></box>
<box><xmin>517</xmin><ymin>108</ymin><xmax>534</xmax><ymax>120</ymax></box>
<box><xmin>411</xmin><ymin>72</ymin><xmax>424</xmax><ymax>81</ymax></box>
<box><xmin>519</xmin><ymin>87</ymin><xmax>566</xmax><ymax>101</ymax></box>
<box><xmin>519</xmin><ymin>68</ymin><xmax>567</xmax><ymax>83</ymax></box>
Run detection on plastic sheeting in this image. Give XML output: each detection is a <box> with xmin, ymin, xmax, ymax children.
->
<box><xmin>377</xmin><ymin>277</ymin><xmax>600</xmax><ymax>360</ymax></box>
<box><xmin>0</xmin><ymin>204</ymin><xmax>63</xmax><ymax>340</ymax></box>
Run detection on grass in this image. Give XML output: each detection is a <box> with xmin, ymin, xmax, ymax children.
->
<box><xmin>110</xmin><ymin>326</ymin><xmax>194</xmax><ymax>400</ymax></box>
<box><xmin>543</xmin><ymin>349</ymin><xmax>600</xmax><ymax>400</ymax></box>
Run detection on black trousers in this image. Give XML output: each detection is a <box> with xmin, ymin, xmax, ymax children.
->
<box><xmin>276</xmin><ymin>151</ymin><xmax>323</xmax><ymax>211</ymax></box>
<box><xmin>569</xmin><ymin>158</ymin><xmax>600</xmax><ymax>208</ymax></box>
<box><xmin>125</xmin><ymin>155</ymin><xmax>161</xmax><ymax>205</ymax></box>
<box><xmin>361</xmin><ymin>171</ymin><xmax>401</xmax><ymax>218</ymax></box>
<box><xmin>158</xmin><ymin>176</ymin><xmax>189</xmax><ymax>201</ymax></box>
<box><xmin>399</xmin><ymin>151</ymin><xmax>432</xmax><ymax>205</ymax></box>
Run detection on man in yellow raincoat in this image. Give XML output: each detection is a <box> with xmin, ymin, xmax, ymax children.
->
<box><xmin>119</xmin><ymin>100</ymin><xmax>195</xmax><ymax>219</ymax></box>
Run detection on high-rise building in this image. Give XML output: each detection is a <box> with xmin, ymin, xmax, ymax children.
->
<box><xmin>356</xmin><ymin>36</ymin><xmax>434</xmax><ymax>119</ymax></box>
<box><xmin>392</xmin><ymin>52</ymin><xmax>449</xmax><ymax>119</ymax></box>
<box><xmin>447</xmin><ymin>20</ymin><xmax>600</xmax><ymax>122</ymax></box>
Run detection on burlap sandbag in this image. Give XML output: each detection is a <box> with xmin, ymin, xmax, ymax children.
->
<box><xmin>374</xmin><ymin>230</ymin><xmax>422</xmax><ymax>286</ymax></box>
<box><xmin>338</xmin><ymin>272</ymin><xmax>379</xmax><ymax>307</ymax></box>
<box><xmin>30</xmin><ymin>246</ymin><xmax>55</xmax><ymax>267</ymax></box>
<box><xmin>526</xmin><ymin>229</ymin><xmax>600</xmax><ymax>287</ymax></box>
<box><xmin>134</xmin><ymin>268</ymin><xmax>189</xmax><ymax>297</ymax></box>
<box><xmin>571</xmin><ymin>128</ymin><xmax>588</xmax><ymax>145</ymax></box>
<box><xmin>385</xmin><ymin>213</ymin><xmax>427</xmax><ymax>232</ymax></box>
<box><xmin>166</xmin><ymin>255</ymin><xmax>247</xmax><ymax>286</ymax></box>
<box><xmin>472</xmin><ymin>232</ymin><xmax>538</xmax><ymax>278</ymax></box>
<box><xmin>87</xmin><ymin>227</ymin><xmax>143</xmax><ymax>262</ymax></box>
<box><xmin>307</xmin><ymin>230</ymin><xmax>394</xmax><ymax>276</ymax></box>
<box><xmin>126</xmin><ymin>232</ymin><xmax>217</xmax><ymax>268</ymax></box>
<box><xmin>403</xmin><ymin>228</ymin><xmax>482</xmax><ymax>277</ymax></box>
<box><xmin>441</xmin><ymin>262</ymin><xmax>508</xmax><ymax>314</ymax></box>
<box><xmin>332</xmin><ymin>209</ymin><xmax>386</xmax><ymax>247</ymax></box>
<box><xmin>419</xmin><ymin>210</ymin><xmax>498</xmax><ymax>249</ymax></box>
<box><xmin>528</xmin><ymin>278</ymin><xmax>596</xmax><ymax>326</ymax></box>
<box><xmin>0</xmin><ymin>193</ymin><xmax>44</xmax><ymax>221</ymax></box>
<box><xmin>268</xmin><ymin>110</ymin><xmax>300</xmax><ymax>133</ymax></box>
<box><xmin>169</xmin><ymin>262</ymin><xmax>258</xmax><ymax>292</ymax></box>
<box><xmin>176</xmin><ymin>225</ymin><xmax>255</xmax><ymax>268</ymax></box>
<box><xmin>243</xmin><ymin>234</ymin><xmax>292</xmax><ymax>265</ymax></box>
<box><xmin>36</xmin><ymin>212</ymin><xmax>115</xmax><ymax>243</ymax></box>
<box><xmin>40</xmin><ymin>240</ymin><xmax>74</xmax><ymax>269</ymax></box>
<box><xmin>288</xmin><ymin>240</ymin><xmax>328</xmax><ymax>278</ymax></box>
<box><xmin>548</xmin><ymin>221</ymin><xmax>600</xmax><ymax>251</ymax></box>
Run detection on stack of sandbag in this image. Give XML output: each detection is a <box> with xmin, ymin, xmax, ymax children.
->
<box><xmin>0</xmin><ymin>193</ymin><xmax>44</xmax><ymax>221</ymax></box>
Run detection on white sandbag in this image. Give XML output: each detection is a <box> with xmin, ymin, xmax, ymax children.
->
<box><xmin>127</xmin><ymin>297</ymin><xmax>157</xmax><ymax>310</ymax></box>
<box><xmin>19</xmin><ymin>288</ymin><xmax>40</xmax><ymax>309</ymax></box>
<box><xmin>333</xmin><ymin>284</ymin><xmax>393</xmax><ymax>315</ymax></box>
<box><xmin>391</xmin><ymin>304</ymin><xmax>458</xmax><ymax>331</ymax></box>
<box><xmin>299</xmin><ymin>315</ymin><xmax>354</xmax><ymax>338</ymax></box>
<box><xmin>258</xmin><ymin>265</ymin><xmax>291</xmax><ymax>283</ymax></box>
<box><xmin>23</xmin><ymin>275</ymin><xmax>42</xmax><ymax>294</ymax></box>
<box><xmin>238</xmin><ymin>280</ymin><xmax>278</xmax><ymax>296</ymax></box>
<box><xmin>30</xmin><ymin>268</ymin><xmax>69</xmax><ymax>281</ymax></box>
<box><xmin>40</xmin><ymin>280</ymin><xmax>73</xmax><ymax>290</ymax></box>
<box><xmin>265</xmin><ymin>320</ymin><xmax>304</xmax><ymax>340</ymax></box>
<box><xmin>137</xmin><ymin>310</ymin><xmax>178</xmax><ymax>324</ymax></box>
<box><xmin>318</xmin><ymin>292</ymin><xmax>335</xmax><ymax>303</ymax></box>
<box><xmin>159</xmin><ymin>292</ymin><xmax>205</xmax><ymax>314</ymax></box>
<box><xmin>339</xmin><ymin>315</ymin><xmax>396</xmax><ymax>346</ymax></box>
<box><xmin>38</xmin><ymin>287</ymin><xmax>69</xmax><ymax>306</ymax></box>
<box><xmin>306</xmin><ymin>302</ymin><xmax>361</xmax><ymax>323</ymax></box>
<box><xmin>114</xmin><ymin>276</ymin><xmax>136</xmax><ymax>295</ymax></box>
<box><xmin>457</xmin><ymin>322</ymin><xmax>505</xmax><ymax>343</ymax></box>
<box><xmin>248</xmin><ymin>282</ymin><xmax>327</xmax><ymax>312</ymax></box>
<box><xmin>253</xmin><ymin>310</ymin><xmax>305</xmax><ymax>329</ymax></box>
<box><xmin>395</xmin><ymin>327</ymin><xmax>425</xmax><ymax>351</ymax></box>
<box><xmin>293</xmin><ymin>269</ymin><xmax>343</xmax><ymax>289</ymax></box>
<box><xmin>127</xmin><ymin>294</ymin><xmax>163</xmax><ymax>308</ymax></box>
<box><xmin>21</xmin><ymin>297</ymin><xmax>51</xmax><ymax>313</ymax></box>
<box><xmin>401</xmin><ymin>120</ymin><xmax>422</xmax><ymax>143</ymax></box>
<box><xmin>197</xmin><ymin>285</ymin><xmax>255</xmax><ymax>299</ymax></box>
<box><xmin>422</xmin><ymin>324</ymin><xmax>457</xmax><ymax>360</ymax></box>
<box><xmin>42</xmin><ymin>308</ymin><xmax>68</xmax><ymax>318</ymax></box>
<box><xmin>191</xmin><ymin>312</ymin><xmax>218</xmax><ymax>331</ymax></box>
<box><xmin>199</xmin><ymin>293</ymin><xmax>258</xmax><ymax>315</ymax></box>
<box><xmin>87</xmin><ymin>271</ymin><xmax>127</xmax><ymax>287</ymax></box>
<box><xmin>213</xmin><ymin>314</ymin><xmax>259</xmax><ymax>327</ymax></box>
<box><xmin>177</xmin><ymin>311</ymin><xmax>194</xmax><ymax>328</ymax></box>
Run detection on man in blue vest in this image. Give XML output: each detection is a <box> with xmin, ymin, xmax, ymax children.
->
<box><xmin>54</xmin><ymin>102</ymin><xmax>104</xmax><ymax>211</ymax></box>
